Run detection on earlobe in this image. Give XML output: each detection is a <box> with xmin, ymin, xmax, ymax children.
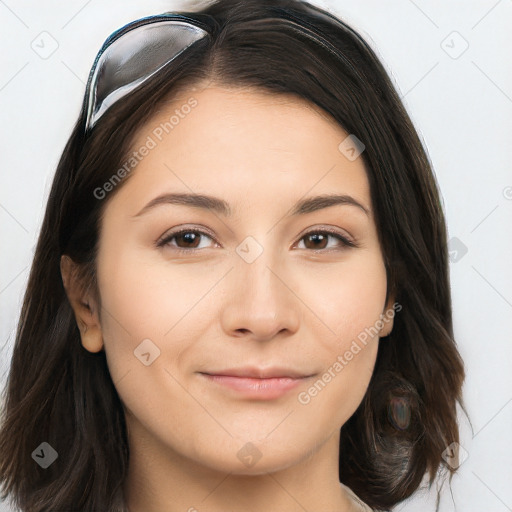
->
<box><xmin>379</xmin><ymin>318</ymin><xmax>393</xmax><ymax>338</ymax></box>
<box><xmin>379</xmin><ymin>295</ymin><xmax>396</xmax><ymax>338</ymax></box>
<box><xmin>60</xmin><ymin>255</ymin><xmax>104</xmax><ymax>353</ymax></box>
<box><xmin>79</xmin><ymin>323</ymin><xmax>104</xmax><ymax>353</ymax></box>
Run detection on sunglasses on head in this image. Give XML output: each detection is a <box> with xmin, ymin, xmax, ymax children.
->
<box><xmin>84</xmin><ymin>14</ymin><xmax>211</xmax><ymax>132</ymax></box>
<box><xmin>83</xmin><ymin>7</ymin><xmax>346</xmax><ymax>133</ymax></box>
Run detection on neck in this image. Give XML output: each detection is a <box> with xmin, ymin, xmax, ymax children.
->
<box><xmin>122</xmin><ymin>416</ymin><xmax>360</xmax><ymax>512</ymax></box>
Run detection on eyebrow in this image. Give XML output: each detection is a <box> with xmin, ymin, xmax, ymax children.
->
<box><xmin>132</xmin><ymin>192</ymin><xmax>370</xmax><ymax>218</ymax></box>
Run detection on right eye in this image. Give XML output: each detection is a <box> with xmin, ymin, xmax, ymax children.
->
<box><xmin>156</xmin><ymin>228</ymin><xmax>218</xmax><ymax>253</ymax></box>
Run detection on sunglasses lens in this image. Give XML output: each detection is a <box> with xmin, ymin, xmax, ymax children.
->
<box><xmin>86</xmin><ymin>20</ymin><xmax>209</xmax><ymax>129</ymax></box>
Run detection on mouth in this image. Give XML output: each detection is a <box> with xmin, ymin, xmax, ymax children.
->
<box><xmin>198</xmin><ymin>367</ymin><xmax>316</xmax><ymax>400</ymax></box>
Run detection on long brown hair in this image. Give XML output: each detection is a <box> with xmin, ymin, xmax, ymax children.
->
<box><xmin>0</xmin><ymin>0</ymin><xmax>467</xmax><ymax>510</ymax></box>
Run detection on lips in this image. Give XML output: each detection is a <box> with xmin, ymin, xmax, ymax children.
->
<box><xmin>198</xmin><ymin>366</ymin><xmax>315</xmax><ymax>400</ymax></box>
<box><xmin>200</xmin><ymin>366</ymin><xmax>313</xmax><ymax>379</ymax></box>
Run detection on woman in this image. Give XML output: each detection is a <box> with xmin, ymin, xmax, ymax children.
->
<box><xmin>0</xmin><ymin>0</ymin><xmax>466</xmax><ymax>510</ymax></box>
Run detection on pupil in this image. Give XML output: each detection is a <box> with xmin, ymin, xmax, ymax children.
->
<box><xmin>182</xmin><ymin>232</ymin><xmax>198</xmax><ymax>246</ymax></box>
<box><xmin>309</xmin><ymin>233</ymin><xmax>326</xmax><ymax>248</ymax></box>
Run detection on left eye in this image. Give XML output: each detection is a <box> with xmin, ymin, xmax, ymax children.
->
<box><xmin>296</xmin><ymin>230</ymin><xmax>355</xmax><ymax>250</ymax></box>
<box><xmin>156</xmin><ymin>228</ymin><xmax>355</xmax><ymax>252</ymax></box>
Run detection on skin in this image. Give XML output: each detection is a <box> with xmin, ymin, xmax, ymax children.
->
<box><xmin>61</xmin><ymin>84</ymin><xmax>394</xmax><ymax>512</ymax></box>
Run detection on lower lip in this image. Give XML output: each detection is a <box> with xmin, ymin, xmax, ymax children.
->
<box><xmin>200</xmin><ymin>374</ymin><xmax>309</xmax><ymax>400</ymax></box>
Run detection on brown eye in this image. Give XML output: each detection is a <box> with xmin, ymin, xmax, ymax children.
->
<box><xmin>297</xmin><ymin>230</ymin><xmax>355</xmax><ymax>251</ymax></box>
<box><xmin>173</xmin><ymin>231</ymin><xmax>202</xmax><ymax>248</ymax></box>
<box><xmin>156</xmin><ymin>227</ymin><xmax>356</xmax><ymax>254</ymax></box>
<box><xmin>157</xmin><ymin>229</ymin><xmax>216</xmax><ymax>252</ymax></box>
<box><xmin>303</xmin><ymin>232</ymin><xmax>329</xmax><ymax>250</ymax></box>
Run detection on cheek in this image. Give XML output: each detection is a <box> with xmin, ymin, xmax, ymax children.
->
<box><xmin>94</xmin><ymin>237</ymin><xmax>221</xmax><ymax>385</ymax></box>
<box><xmin>94</xmin><ymin>247</ymin><xmax>202</xmax><ymax>440</ymax></box>
<box><xmin>293</xmin><ymin>254</ymin><xmax>386</xmax><ymax>417</ymax></box>
<box><xmin>338</xmin><ymin>265</ymin><xmax>387</xmax><ymax>341</ymax></box>
<box><xmin>298</xmin><ymin>250</ymin><xmax>388</xmax><ymax>347</ymax></box>
<box><xmin>297</xmin><ymin>342</ymin><xmax>378</xmax><ymax>432</ymax></box>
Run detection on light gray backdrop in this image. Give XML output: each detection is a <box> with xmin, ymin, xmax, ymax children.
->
<box><xmin>1</xmin><ymin>0</ymin><xmax>511</xmax><ymax>511</ymax></box>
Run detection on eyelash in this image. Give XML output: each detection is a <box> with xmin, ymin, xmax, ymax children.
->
<box><xmin>156</xmin><ymin>226</ymin><xmax>357</xmax><ymax>254</ymax></box>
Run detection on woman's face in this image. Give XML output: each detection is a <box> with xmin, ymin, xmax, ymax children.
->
<box><xmin>91</xmin><ymin>84</ymin><xmax>394</xmax><ymax>475</ymax></box>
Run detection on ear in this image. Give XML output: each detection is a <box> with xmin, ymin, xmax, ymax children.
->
<box><xmin>60</xmin><ymin>255</ymin><xmax>104</xmax><ymax>353</ymax></box>
<box><xmin>379</xmin><ymin>294</ymin><xmax>397</xmax><ymax>338</ymax></box>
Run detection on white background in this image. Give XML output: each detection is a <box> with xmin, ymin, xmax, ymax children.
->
<box><xmin>1</xmin><ymin>0</ymin><xmax>511</xmax><ymax>511</ymax></box>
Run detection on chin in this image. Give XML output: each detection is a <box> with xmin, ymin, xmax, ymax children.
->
<box><xmin>187</xmin><ymin>436</ymin><xmax>310</xmax><ymax>476</ymax></box>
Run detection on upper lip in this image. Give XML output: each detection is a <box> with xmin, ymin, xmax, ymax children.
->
<box><xmin>200</xmin><ymin>366</ymin><xmax>314</xmax><ymax>379</ymax></box>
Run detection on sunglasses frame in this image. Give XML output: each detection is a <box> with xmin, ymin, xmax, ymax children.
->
<box><xmin>84</xmin><ymin>14</ymin><xmax>211</xmax><ymax>132</ymax></box>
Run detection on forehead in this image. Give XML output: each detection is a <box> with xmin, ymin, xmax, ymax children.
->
<box><xmin>112</xmin><ymin>85</ymin><xmax>371</xmax><ymax>217</ymax></box>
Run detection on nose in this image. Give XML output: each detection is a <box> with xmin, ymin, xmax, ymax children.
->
<box><xmin>220</xmin><ymin>252</ymin><xmax>301</xmax><ymax>342</ymax></box>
